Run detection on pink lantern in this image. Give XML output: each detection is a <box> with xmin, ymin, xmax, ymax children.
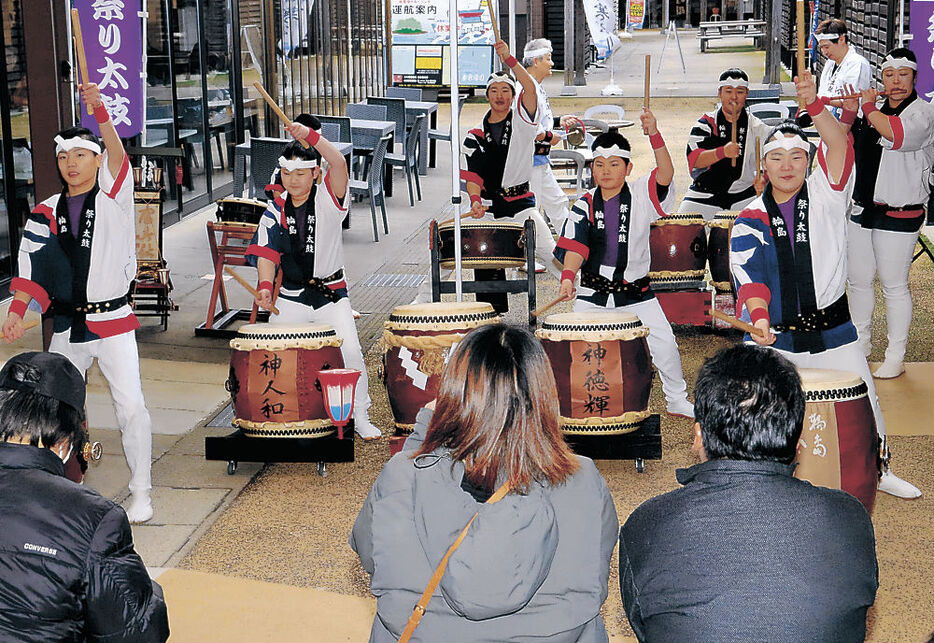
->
<box><xmin>317</xmin><ymin>368</ymin><xmax>361</xmax><ymax>439</ymax></box>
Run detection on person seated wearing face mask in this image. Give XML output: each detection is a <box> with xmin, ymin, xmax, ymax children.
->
<box><xmin>0</xmin><ymin>351</ymin><xmax>169</xmax><ymax>642</ymax></box>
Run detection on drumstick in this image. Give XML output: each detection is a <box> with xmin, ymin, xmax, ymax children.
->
<box><xmin>755</xmin><ymin>137</ymin><xmax>761</xmax><ymax>177</ymax></box>
<box><xmin>71</xmin><ymin>9</ymin><xmax>93</xmax><ymax>116</ymax></box>
<box><xmin>730</xmin><ymin>120</ymin><xmax>737</xmax><ymax>168</ymax></box>
<box><xmin>711</xmin><ymin>308</ymin><xmax>766</xmax><ymax>338</ymax></box>
<box><xmin>643</xmin><ymin>55</ymin><xmax>651</xmax><ymax>111</ymax></box>
<box><xmin>438</xmin><ymin>211</ymin><xmax>474</xmax><ymax>227</ymax></box>
<box><xmin>486</xmin><ymin>0</ymin><xmax>501</xmax><ymax>44</ymax></box>
<box><xmin>1</xmin><ymin>316</ymin><xmax>40</xmax><ymax>341</ymax></box>
<box><xmin>834</xmin><ymin>91</ymin><xmax>886</xmax><ymax>101</ymax></box>
<box><xmin>224</xmin><ymin>267</ymin><xmax>280</xmax><ymax>316</ymax></box>
<box><xmin>252</xmin><ymin>81</ymin><xmax>310</xmax><ymax>149</ymax></box>
<box><xmin>796</xmin><ymin>0</ymin><xmax>806</xmax><ymax>108</ymax></box>
<box><xmin>531</xmin><ymin>295</ymin><xmax>566</xmax><ymax>319</ymax></box>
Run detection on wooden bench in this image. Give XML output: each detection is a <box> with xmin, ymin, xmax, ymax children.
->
<box><xmin>697</xmin><ymin>19</ymin><xmax>766</xmax><ymax>52</ymax></box>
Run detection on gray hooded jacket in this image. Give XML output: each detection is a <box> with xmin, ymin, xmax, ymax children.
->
<box><xmin>351</xmin><ymin>408</ymin><xmax>618</xmax><ymax>642</ymax></box>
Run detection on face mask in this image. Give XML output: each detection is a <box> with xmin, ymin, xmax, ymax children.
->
<box><xmin>58</xmin><ymin>443</ymin><xmax>74</xmax><ymax>464</ymax></box>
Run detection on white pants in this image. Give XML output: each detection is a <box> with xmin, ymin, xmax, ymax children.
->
<box><xmin>574</xmin><ymin>297</ymin><xmax>689</xmax><ymax>405</ymax></box>
<box><xmin>272</xmin><ymin>297</ymin><xmax>372</xmax><ymax>423</ymax></box>
<box><xmin>846</xmin><ymin>221</ymin><xmax>919</xmax><ymax>364</ymax></box>
<box><xmin>51</xmin><ymin>331</ymin><xmax>152</xmax><ymax>493</ymax></box>
<box><xmin>768</xmin><ymin>341</ymin><xmax>886</xmax><ymax>437</ymax></box>
<box><xmin>530</xmin><ymin>164</ymin><xmax>570</xmax><ymax>236</ymax></box>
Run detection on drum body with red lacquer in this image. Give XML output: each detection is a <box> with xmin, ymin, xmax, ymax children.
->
<box><xmin>707</xmin><ymin>211</ymin><xmax>738</xmax><ymax>290</ymax></box>
<box><xmin>536</xmin><ymin>312</ymin><xmax>653</xmax><ymax>435</ymax></box>
<box><xmin>227</xmin><ymin>324</ymin><xmax>344</xmax><ymax>437</ymax></box>
<box><xmin>794</xmin><ymin>368</ymin><xmax>881</xmax><ymax>512</ymax></box>
<box><xmin>649</xmin><ymin>214</ymin><xmax>707</xmax><ymax>286</ymax></box>
<box><xmin>438</xmin><ymin>220</ymin><xmax>526</xmax><ymax>269</ymax></box>
<box><xmin>382</xmin><ymin>302</ymin><xmax>499</xmax><ymax>433</ymax></box>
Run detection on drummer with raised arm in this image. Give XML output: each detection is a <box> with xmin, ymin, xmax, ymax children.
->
<box><xmin>554</xmin><ymin>113</ymin><xmax>694</xmax><ymax>418</ymax></box>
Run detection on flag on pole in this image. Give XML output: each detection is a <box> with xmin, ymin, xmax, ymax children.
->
<box><xmin>583</xmin><ymin>0</ymin><xmax>621</xmax><ymax>59</ymax></box>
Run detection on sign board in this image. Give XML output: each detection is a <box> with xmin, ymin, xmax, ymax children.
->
<box><xmin>389</xmin><ymin>0</ymin><xmax>495</xmax><ymax>87</ymax></box>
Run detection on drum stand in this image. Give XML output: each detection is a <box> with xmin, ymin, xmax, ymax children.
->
<box><xmin>563</xmin><ymin>415</ymin><xmax>662</xmax><ymax>472</ymax></box>
<box><xmin>205</xmin><ymin>423</ymin><xmax>355</xmax><ymax>477</ymax></box>
<box><xmin>429</xmin><ymin>218</ymin><xmax>538</xmax><ymax>326</ymax></box>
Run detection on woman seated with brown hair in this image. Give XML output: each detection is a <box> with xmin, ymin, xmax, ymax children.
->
<box><xmin>351</xmin><ymin>323</ymin><xmax>618</xmax><ymax>642</ymax></box>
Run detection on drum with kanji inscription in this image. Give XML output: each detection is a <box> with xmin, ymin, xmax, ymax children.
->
<box><xmin>437</xmin><ymin>219</ymin><xmax>527</xmax><ymax>269</ymax></box>
<box><xmin>648</xmin><ymin>213</ymin><xmax>707</xmax><ymax>288</ymax></box>
<box><xmin>707</xmin><ymin>211</ymin><xmax>739</xmax><ymax>291</ymax></box>
<box><xmin>794</xmin><ymin>368</ymin><xmax>881</xmax><ymax>512</ymax></box>
<box><xmin>227</xmin><ymin>324</ymin><xmax>345</xmax><ymax>438</ymax></box>
<box><xmin>536</xmin><ymin>312</ymin><xmax>653</xmax><ymax>435</ymax></box>
<box><xmin>381</xmin><ymin>302</ymin><xmax>500</xmax><ymax>433</ymax></box>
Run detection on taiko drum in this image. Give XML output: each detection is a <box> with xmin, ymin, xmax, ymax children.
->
<box><xmin>227</xmin><ymin>324</ymin><xmax>345</xmax><ymax>438</ymax></box>
<box><xmin>648</xmin><ymin>213</ymin><xmax>707</xmax><ymax>286</ymax></box>
<box><xmin>707</xmin><ymin>211</ymin><xmax>739</xmax><ymax>291</ymax></box>
<box><xmin>437</xmin><ymin>219</ymin><xmax>527</xmax><ymax>269</ymax></box>
<box><xmin>536</xmin><ymin>312</ymin><xmax>653</xmax><ymax>435</ymax></box>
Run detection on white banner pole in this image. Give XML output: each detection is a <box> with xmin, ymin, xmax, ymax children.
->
<box><xmin>450</xmin><ymin>0</ymin><xmax>463</xmax><ymax>301</ymax></box>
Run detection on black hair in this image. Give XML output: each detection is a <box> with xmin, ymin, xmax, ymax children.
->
<box><xmin>0</xmin><ymin>362</ymin><xmax>86</xmax><ymax>454</ymax></box>
<box><xmin>693</xmin><ymin>345</ymin><xmax>805</xmax><ymax>464</ymax></box>
<box><xmin>885</xmin><ymin>47</ymin><xmax>917</xmax><ymax>64</ymax></box>
<box><xmin>719</xmin><ymin>68</ymin><xmax>749</xmax><ymax>83</ymax></box>
<box><xmin>279</xmin><ymin>140</ymin><xmax>320</xmax><ymax>164</ymax></box>
<box><xmin>294</xmin><ymin>113</ymin><xmax>321</xmax><ymax>130</ymax></box>
<box><xmin>815</xmin><ymin>18</ymin><xmax>847</xmax><ymax>41</ymax></box>
<box><xmin>764</xmin><ymin>119</ymin><xmax>808</xmax><ymax>145</ymax></box>
<box><xmin>590</xmin><ymin>132</ymin><xmax>632</xmax><ymax>163</ymax></box>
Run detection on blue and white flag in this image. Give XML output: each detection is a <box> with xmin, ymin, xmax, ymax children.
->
<box><xmin>583</xmin><ymin>0</ymin><xmax>621</xmax><ymax>59</ymax></box>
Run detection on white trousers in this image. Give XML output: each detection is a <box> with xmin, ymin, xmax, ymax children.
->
<box><xmin>846</xmin><ymin>221</ymin><xmax>919</xmax><ymax>364</ymax></box>
<box><xmin>530</xmin><ymin>164</ymin><xmax>570</xmax><ymax>236</ymax></box>
<box><xmin>51</xmin><ymin>331</ymin><xmax>152</xmax><ymax>493</ymax></box>
<box><xmin>574</xmin><ymin>297</ymin><xmax>689</xmax><ymax>405</ymax></box>
<box><xmin>272</xmin><ymin>297</ymin><xmax>372</xmax><ymax>423</ymax></box>
<box><xmin>768</xmin><ymin>341</ymin><xmax>886</xmax><ymax>437</ymax></box>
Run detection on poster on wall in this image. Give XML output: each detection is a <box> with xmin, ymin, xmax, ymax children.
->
<box><xmin>627</xmin><ymin>0</ymin><xmax>646</xmax><ymax>30</ymax></box>
<box><xmin>73</xmin><ymin>0</ymin><xmax>144</xmax><ymax>138</ymax></box>
<box><xmin>910</xmin><ymin>0</ymin><xmax>934</xmax><ymax>101</ymax></box>
<box><xmin>389</xmin><ymin>0</ymin><xmax>495</xmax><ymax>87</ymax></box>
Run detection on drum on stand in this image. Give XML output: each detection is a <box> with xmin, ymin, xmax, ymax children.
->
<box><xmin>216</xmin><ymin>197</ymin><xmax>268</xmax><ymax>225</ymax></box>
<box><xmin>648</xmin><ymin>214</ymin><xmax>708</xmax><ymax>289</ymax></box>
<box><xmin>382</xmin><ymin>302</ymin><xmax>500</xmax><ymax>433</ymax></box>
<box><xmin>706</xmin><ymin>211</ymin><xmax>738</xmax><ymax>291</ymax></box>
<box><xmin>535</xmin><ymin>312</ymin><xmax>653</xmax><ymax>435</ymax></box>
<box><xmin>227</xmin><ymin>324</ymin><xmax>345</xmax><ymax>438</ymax></box>
<box><xmin>437</xmin><ymin>220</ymin><xmax>526</xmax><ymax>269</ymax></box>
<box><xmin>795</xmin><ymin>368</ymin><xmax>881</xmax><ymax>512</ymax></box>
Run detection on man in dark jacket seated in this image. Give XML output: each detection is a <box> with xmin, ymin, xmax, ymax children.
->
<box><xmin>0</xmin><ymin>351</ymin><xmax>169</xmax><ymax>642</ymax></box>
<box><xmin>619</xmin><ymin>344</ymin><xmax>878</xmax><ymax>642</ymax></box>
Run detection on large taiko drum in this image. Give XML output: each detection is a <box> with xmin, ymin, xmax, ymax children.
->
<box><xmin>795</xmin><ymin>368</ymin><xmax>881</xmax><ymax>512</ymax></box>
<box><xmin>227</xmin><ymin>324</ymin><xmax>345</xmax><ymax>438</ymax></box>
<box><xmin>536</xmin><ymin>312</ymin><xmax>653</xmax><ymax>435</ymax></box>
<box><xmin>216</xmin><ymin>197</ymin><xmax>267</xmax><ymax>225</ymax></box>
<box><xmin>707</xmin><ymin>211</ymin><xmax>738</xmax><ymax>291</ymax></box>
<box><xmin>648</xmin><ymin>213</ymin><xmax>708</xmax><ymax>287</ymax></box>
<box><xmin>382</xmin><ymin>302</ymin><xmax>500</xmax><ymax>432</ymax></box>
<box><xmin>437</xmin><ymin>220</ymin><xmax>527</xmax><ymax>269</ymax></box>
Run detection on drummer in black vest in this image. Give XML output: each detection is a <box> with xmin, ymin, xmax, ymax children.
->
<box><xmin>554</xmin><ymin>115</ymin><xmax>694</xmax><ymax>419</ymax></box>
<box><xmin>460</xmin><ymin>39</ymin><xmax>561</xmax><ymax>312</ymax></box>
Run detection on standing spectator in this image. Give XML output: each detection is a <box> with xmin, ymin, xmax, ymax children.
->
<box><xmin>619</xmin><ymin>345</ymin><xmax>878</xmax><ymax>642</ymax></box>
<box><xmin>0</xmin><ymin>351</ymin><xmax>169</xmax><ymax>642</ymax></box>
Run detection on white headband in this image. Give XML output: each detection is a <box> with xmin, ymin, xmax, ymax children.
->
<box><xmin>881</xmin><ymin>56</ymin><xmax>917</xmax><ymax>71</ymax></box>
<box><xmin>718</xmin><ymin>78</ymin><xmax>749</xmax><ymax>89</ymax></box>
<box><xmin>592</xmin><ymin>145</ymin><xmax>631</xmax><ymax>160</ymax></box>
<box><xmin>814</xmin><ymin>32</ymin><xmax>841</xmax><ymax>42</ymax></box>
<box><xmin>524</xmin><ymin>47</ymin><xmax>552</xmax><ymax>60</ymax></box>
<box><xmin>278</xmin><ymin>156</ymin><xmax>318</xmax><ymax>171</ymax></box>
<box><xmin>54</xmin><ymin>135</ymin><xmax>101</xmax><ymax>155</ymax></box>
<box><xmin>486</xmin><ymin>74</ymin><xmax>516</xmax><ymax>91</ymax></box>
<box><xmin>762</xmin><ymin>135</ymin><xmax>809</xmax><ymax>157</ymax></box>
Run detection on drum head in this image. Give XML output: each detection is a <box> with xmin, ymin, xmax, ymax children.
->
<box><xmin>798</xmin><ymin>368</ymin><xmax>867</xmax><ymax>401</ymax></box>
<box><xmin>437</xmin><ymin>219</ymin><xmax>524</xmax><ymax>232</ymax></box>
<box><xmin>386</xmin><ymin>302</ymin><xmax>499</xmax><ymax>331</ymax></box>
<box><xmin>231</xmin><ymin>324</ymin><xmax>341</xmax><ymax>350</ymax></box>
<box><xmin>536</xmin><ymin>311</ymin><xmax>648</xmax><ymax>341</ymax></box>
<box><xmin>653</xmin><ymin>213</ymin><xmax>705</xmax><ymax>226</ymax></box>
<box><xmin>709</xmin><ymin>211</ymin><xmax>739</xmax><ymax>228</ymax></box>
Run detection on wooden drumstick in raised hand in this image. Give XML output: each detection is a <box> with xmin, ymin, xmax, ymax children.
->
<box><xmin>485</xmin><ymin>0</ymin><xmax>501</xmax><ymax>44</ymax></box>
<box><xmin>755</xmin><ymin>137</ymin><xmax>761</xmax><ymax>177</ymax></box>
<box><xmin>531</xmin><ymin>294</ymin><xmax>567</xmax><ymax>319</ymax></box>
<box><xmin>224</xmin><ymin>267</ymin><xmax>280</xmax><ymax>315</ymax></box>
<box><xmin>71</xmin><ymin>9</ymin><xmax>93</xmax><ymax>116</ymax></box>
<box><xmin>796</xmin><ymin>0</ymin><xmax>806</xmax><ymax>108</ymax></box>
<box><xmin>644</xmin><ymin>55</ymin><xmax>651</xmax><ymax>111</ymax></box>
<box><xmin>252</xmin><ymin>81</ymin><xmax>310</xmax><ymax>149</ymax></box>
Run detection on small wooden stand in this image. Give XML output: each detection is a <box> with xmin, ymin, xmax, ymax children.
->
<box><xmin>564</xmin><ymin>414</ymin><xmax>662</xmax><ymax>472</ymax></box>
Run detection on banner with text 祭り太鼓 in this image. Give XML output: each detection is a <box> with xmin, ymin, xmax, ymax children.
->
<box><xmin>583</xmin><ymin>0</ymin><xmax>621</xmax><ymax>59</ymax></box>
<box><xmin>910</xmin><ymin>0</ymin><xmax>934</xmax><ymax>101</ymax></box>
<box><xmin>75</xmin><ymin>0</ymin><xmax>144</xmax><ymax>139</ymax></box>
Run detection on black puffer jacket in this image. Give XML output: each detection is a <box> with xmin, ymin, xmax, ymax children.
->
<box><xmin>0</xmin><ymin>443</ymin><xmax>169</xmax><ymax>642</ymax></box>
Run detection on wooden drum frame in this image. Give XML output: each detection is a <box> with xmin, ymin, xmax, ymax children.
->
<box><xmin>437</xmin><ymin>220</ymin><xmax>527</xmax><ymax>270</ymax></box>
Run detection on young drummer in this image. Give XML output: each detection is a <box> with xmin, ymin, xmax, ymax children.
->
<box><xmin>730</xmin><ymin>71</ymin><xmax>921</xmax><ymax>498</ymax></box>
<box><xmin>555</xmin><ymin>113</ymin><xmax>694</xmax><ymax>418</ymax></box>
<box><xmin>247</xmin><ymin>122</ymin><xmax>381</xmax><ymax>440</ymax></box>
<box><xmin>844</xmin><ymin>48</ymin><xmax>934</xmax><ymax>380</ymax></box>
<box><xmin>1</xmin><ymin>83</ymin><xmax>155</xmax><ymax>522</ymax></box>
<box><xmin>679</xmin><ymin>68</ymin><xmax>772</xmax><ymax>220</ymax></box>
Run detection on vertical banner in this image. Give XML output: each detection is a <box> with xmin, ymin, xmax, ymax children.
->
<box><xmin>281</xmin><ymin>0</ymin><xmax>314</xmax><ymax>58</ymax></box>
<box><xmin>583</xmin><ymin>0</ymin><xmax>621</xmax><ymax>57</ymax></box>
<box><xmin>910</xmin><ymin>0</ymin><xmax>934</xmax><ymax>101</ymax></box>
<box><xmin>627</xmin><ymin>0</ymin><xmax>646</xmax><ymax>30</ymax></box>
<box><xmin>74</xmin><ymin>0</ymin><xmax>144</xmax><ymax>138</ymax></box>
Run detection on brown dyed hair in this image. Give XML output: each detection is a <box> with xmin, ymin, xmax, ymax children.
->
<box><xmin>414</xmin><ymin>323</ymin><xmax>579</xmax><ymax>494</ymax></box>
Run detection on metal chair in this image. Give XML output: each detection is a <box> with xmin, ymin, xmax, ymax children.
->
<box><xmin>386</xmin><ymin>114</ymin><xmax>425</xmax><ymax>207</ymax></box>
<box><xmin>349</xmin><ymin>134</ymin><xmax>391</xmax><ymax>241</ymax></box>
<box><xmin>580</xmin><ymin>118</ymin><xmax>609</xmax><ymax>147</ymax></box>
<box><xmin>550</xmin><ymin>149</ymin><xmax>588</xmax><ymax>200</ymax></box>
<box><xmin>367</xmin><ymin>96</ymin><xmax>406</xmax><ymax>142</ymax></box>
<box><xmin>386</xmin><ymin>86</ymin><xmax>423</xmax><ymax>101</ymax></box>
<box><xmin>584</xmin><ymin>104</ymin><xmax>625</xmax><ymax>121</ymax></box>
<box><xmin>249</xmin><ymin>137</ymin><xmax>290</xmax><ymax>199</ymax></box>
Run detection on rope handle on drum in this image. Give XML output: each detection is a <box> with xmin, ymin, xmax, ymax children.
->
<box><xmin>382</xmin><ymin>330</ymin><xmax>467</xmax><ymax>350</ymax></box>
<box><xmin>398</xmin><ymin>480</ymin><xmax>512</xmax><ymax>643</ymax></box>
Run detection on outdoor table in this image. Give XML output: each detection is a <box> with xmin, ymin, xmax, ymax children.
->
<box><xmin>232</xmin><ymin>140</ymin><xmax>352</xmax><ymax>197</ymax></box>
<box><xmin>404</xmin><ymin>100</ymin><xmax>439</xmax><ymax>174</ymax></box>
